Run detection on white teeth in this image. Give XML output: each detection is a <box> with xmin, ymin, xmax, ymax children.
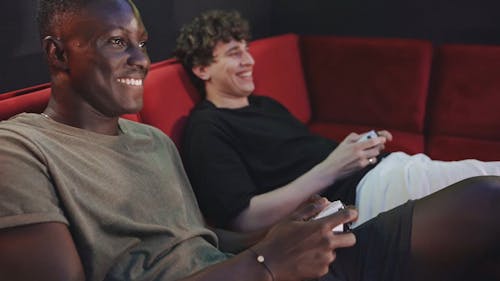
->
<box><xmin>117</xmin><ymin>78</ymin><xmax>143</xmax><ymax>86</ymax></box>
<box><xmin>239</xmin><ymin>71</ymin><xmax>252</xmax><ymax>78</ymax></box>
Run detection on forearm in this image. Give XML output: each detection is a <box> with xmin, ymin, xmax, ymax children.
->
<box><xmin>0</xmin><ymin>223</ymin><xmax>85</xmax><ymax>281</ymax></box>
<box><xmin>230</xmin><ymin>162</ymin><xmax>340</xmax><ymax>232</ymax></box>
<box><xmin>212</xmin><ymin>228</ymin><xmax>267</xmax><ymax>253</ymax></box>
<box><xmin>179</xmin><ymin>249</ymin><xmax>272</xmax><ymax>281</ymax></box>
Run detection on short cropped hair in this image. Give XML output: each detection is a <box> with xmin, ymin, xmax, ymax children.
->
<box><xmin>37</xmin><ymin>0</ymin><xmax>136</xmax><ymax>39</ymax></box>
<box><xmin>174</xmin><ymin>10</ymin><xmax>251</xmax><ymax>96</ymax></box>
<box><xmin>36</xmin><ymin>0</ymin><xmax>88</xmax><ymax>38</ymax></box>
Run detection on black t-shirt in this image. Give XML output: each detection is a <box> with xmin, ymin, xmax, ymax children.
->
<box><xmin>182</xmin><ymin>95</ymin><xmax>379</xmax><ymax>227</ymax></box>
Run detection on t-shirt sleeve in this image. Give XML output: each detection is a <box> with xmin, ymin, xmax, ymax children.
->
<box><xmin>0</xmin><ymin>132</ymin><xmax>68</xmax><ymax>229</ymax></box>
<box><xmin>182</xmin><ymin>120</ymin><xmax>257</xmax><ymax>228</ymax></box>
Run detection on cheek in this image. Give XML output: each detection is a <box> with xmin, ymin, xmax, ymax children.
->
<box><xmin>224</xmin><ymin>65</ymin><xmax>239</xmax><ymax>82</ymax></box>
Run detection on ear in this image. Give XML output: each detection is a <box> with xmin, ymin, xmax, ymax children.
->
<box><xmin>42</xmin><ymin>36</ymin><xmax>69</xmax><ymax>71</ymax></box>
<box><xmin>192</xmin><ymin>65</ymin><xmax>210</xmax><ymax>81</ymax></box>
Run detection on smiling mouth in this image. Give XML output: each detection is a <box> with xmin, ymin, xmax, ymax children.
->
<box><xmin>238</xmin><ymin>71</ymin><xmax>252</xmax><ymax>78</ymax></box>
<box><xmin>117</xmin><ymin>78</ymin><xmax>143</xmax><ymax>86</ymax></box>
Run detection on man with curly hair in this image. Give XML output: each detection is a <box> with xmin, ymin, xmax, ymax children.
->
<box><xmin>175</xmin><ymin>10</ymin><xmax>251</xmax><ymax>98</ymax></box>
<box><xmin>177</xmin><ymin>10</ymin><xmax>500</xmax><ymax>232</ymax></box>
<box><xmin>175</xmin><ymin>10</ymin><xmax>500</xmax><ymax>280</ymax></box>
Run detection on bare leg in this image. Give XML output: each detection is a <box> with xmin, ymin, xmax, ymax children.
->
<box><xmin>410</xmin><ymin>176</ymin><xmax>500</xmax><ymax>281</ymax></box>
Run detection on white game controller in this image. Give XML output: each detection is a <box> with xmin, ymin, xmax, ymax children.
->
<box><xmin>356</xmin><ymin>130</ymin><xmax>378</xmax><ymax>143</ymax></box>
<box><xmin>312</xmin><ymin>200</ymin><xmax>347</xmax><ymax>232</ymax></box>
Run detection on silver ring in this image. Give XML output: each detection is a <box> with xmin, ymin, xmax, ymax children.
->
<box><xmin>368</xmin><ymin>157</ymin><xmax>375</xmax><ymax>164</ymax></box>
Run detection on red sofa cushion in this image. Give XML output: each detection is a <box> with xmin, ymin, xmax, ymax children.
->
<box><xmin>309</xmin><ymin>122</ymin><xmax>424</xmax><ymax>155</ymax></box>
<box><xmin>250</xmin><ymin>33</ymin><xmax>311</xmax><ymax>124</ymax></box>
<box><xmin>427</xmin><ymin>44</ymin><xmax>500</xmax><ymax>160</ymax></box>
<box><xmin>426</xmin><ymin>136</ymin><xmax>500</xmax><ymax>161</ymax></box>
<box><xmin>139</xmin><ymin>59</ymin><xmax>201</xmax><ymax>147</ymax></box>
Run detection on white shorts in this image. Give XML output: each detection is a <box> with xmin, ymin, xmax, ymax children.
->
<box><xmin>353</xmin><ymin>152</ymin><xmax>500</xmax><ymax>227</ymax></box>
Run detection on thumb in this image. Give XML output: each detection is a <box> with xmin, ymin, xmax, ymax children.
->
<box><xmin>290</xmin><ymin>197</ymin><xmax>329</xmax><ymax>221</ymax></box>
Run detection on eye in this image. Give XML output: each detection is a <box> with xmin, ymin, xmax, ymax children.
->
<box><xmin>228</xmin><ymin>50</ymin><xmax>243</xmax><ymax>58</ymax></box>
<box><xmin>109</xmin><ymin>37</ymin><xmax>127</xmax><ymax>48</ymax></box>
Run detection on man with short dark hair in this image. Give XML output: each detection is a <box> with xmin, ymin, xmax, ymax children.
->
<box><xmin>0</xmin><ymin>2</ymin><xmax>499</xmax><ymax>281</ymax></box>
<box><xmin>176</xmin><ymin>10</ymin><xmax>500</xmax><ymax>232</ymax></box>
<box><xmin>0</xmin><ymin>1</ymin><xmax>357</xmax><ymax>280</ymax></box>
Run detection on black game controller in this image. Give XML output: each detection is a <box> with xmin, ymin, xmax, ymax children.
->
<box><xmin>312</xmin><ymin>200</ymin><xmax>350</xmax><ymax>232</ymax></box>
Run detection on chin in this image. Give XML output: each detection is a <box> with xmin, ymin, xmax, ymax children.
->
<box><xmin>119</xmin><ymin>99</ymin><xmax>143</xmax><ymax>115</ymax></box>
<box><xmin>126</xmin><ymin>103</ymin><xmax>144</xmax><ymax>114</ymax></box>
<box><xmin>242</xmin><ymin>87</ymin><xmax>254</xmax><ymax>96</ymax></box>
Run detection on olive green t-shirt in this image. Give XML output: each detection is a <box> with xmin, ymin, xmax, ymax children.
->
<box><xmin>0</xmin><ymin>113</ymin><xmax>227</xmax><ymax>281</ymax></box>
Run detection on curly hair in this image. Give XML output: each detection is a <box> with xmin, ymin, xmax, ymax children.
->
<box><xmin>174</xmin><ymin>10</ymin><xmax>251</xmax><ymax>96</ymax></box>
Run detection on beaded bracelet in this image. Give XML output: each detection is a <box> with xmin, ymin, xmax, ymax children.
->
<box><xmin>248</xmin><ymin>248</ymin><xmax>276</xmax><ymax>281</ymax></box>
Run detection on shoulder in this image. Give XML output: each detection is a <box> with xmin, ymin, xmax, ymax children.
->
<box><xmin>119</xmin><ymin>118</ymin><xmax>176</xmax><ymax>146</ymax></box>
<box><xmin>0</xmin><ymin>113</ymin><xmax>42</xmax><ymax>132</ymax></box>
<box><xmin>185</xmin><ymin>101</ymin><xmax>227</xmax><ymax>132</ymax></box>
<box><xmin>0</xmin><ymin>113</ymin><xmax>46</xmax><ymax>148</ymax></box>
<box><xmin>119</xmin><ymin>119</ymin><xmax>183</xmax><ymax>163</ymax></box>
<box><xmin>189</xmin><ymin>100</ymin><xmax>222</xmax><ymax>121</ymax></box>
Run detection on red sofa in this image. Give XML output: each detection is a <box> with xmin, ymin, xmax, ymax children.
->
<box><xmin>1</xmin><ymin>33</ymin><xmax>500</xmax><ymax>161</ymax></box>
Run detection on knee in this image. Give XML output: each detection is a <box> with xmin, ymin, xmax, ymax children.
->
<box><xmin>462</xmin><ymin>175</ymin><xmax>500</xmax><ymax>191</ymax></box>
<box><xmin>460</xmin><ymin>175</ymin><xmax>500</xmax><ymax>210</ymax></box>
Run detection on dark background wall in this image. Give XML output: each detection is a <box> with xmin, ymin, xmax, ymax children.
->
<box><xmin>2</xmin><ymin>0</ymin><xmax>500</xmax><ymax>93</ymax></box>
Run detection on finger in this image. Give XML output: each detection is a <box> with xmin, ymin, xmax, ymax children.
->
<box><xmin>366</xmin><ymin>144</ymin><xmax>382</xmax><ymax>156</ymax></box>
<box><xmin>320</xmin><ymin>208</ymin><xmax>358</xmax><ymax>230</ymax></box>
<box><xmin>365</xmin><ymin>157</ymin><xmax>377</xmax><ymax>166</ymax></box>
<box><xmin>358</xmin><ymin>136</ymin><xmax>385</xmax><ymax>150</ymax></box>
<box><xmin>378</xmin><ymin>143</ymin><xmax>386</xmax><ymax>152</ymax></box>
<box><xmin>377</xmin><ymin>130</ymin><xmax>393</xmax><ymax>141</ymax></box>
<box><xmin>297</xmin><ymin>194</ymin><xmax>324</xmax><ymax>209</ymax></box>
<box><xmin>308</xmin><ymin>194</ymin><xmax>325</xmax><ymax>203</ymax></box>
<box><xmin>344</xmin><ymin>132</ymin><xmax>360</xmax><ymax>143</ymax></box>
<box><xmin>332</xmin><ymin>232</ymin><xmax>357</xmax><ymax>249</ymax></box>
<box><xmin>291</xmin><ymin>197</ymin><xmax>329</xmax><ymax>221</ymax></box>
<box><xmin>361</xmin><ymin>146</ymin><xmax>381</xmax><ymax>163</ymax></box>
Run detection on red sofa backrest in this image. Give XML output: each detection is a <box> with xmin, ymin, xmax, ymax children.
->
<box><xmin>0</xmin><ymin>34</ymin><xmax>437</xmax><ymax>154</ymax></box>
<box><xmin>0</xmin><ymin>84</ymin><xmax>51</xmax><ymax>101</ymax></box>
<box><xmin>250</xmin><ymin>33</ymin><xmax>311</xmax><ymax>124</ymax></box>
<box><xmin>2</xmin><ymin>34</ymin><xmax>499</xmax><ymax>161</ymax></box>
<box><xmin>0</xmin><ymin>87</ymin><xmax>51</xmax><ymax>120</ymax></box>
<box><xmin>139</xmin><ymin>59</ymin><xmax>200</xmax><ymax>146</ymax></box>
<box><xmin>427</xmin><ymin>44</ymin><xmax>500</xmax><ymax>161</ymax></box>
<box><xmin>301</xmin><ymin>36</ymin><xmax>433</xmax><ymax>154</ymax></box>
<box><xmin>0</xmin><ymin>83</ymin><xmax>140</xmax><ymax>123</ymax></box>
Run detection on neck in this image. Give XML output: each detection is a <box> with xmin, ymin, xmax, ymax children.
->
<box><xmin>43</xmin><ymin>98</ymin><xmax>121</xmax><ymax>136</ymax></box>
<box><xmin>206</xmin><ymin>92</ymin><xmax>250</xmax><ymax>109</ymax></box>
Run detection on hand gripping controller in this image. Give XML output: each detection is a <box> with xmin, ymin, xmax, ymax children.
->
<box><xmin>312</xmin><ymin>200</ymin><xmax>350</xmax><ymax>232</ymax></box>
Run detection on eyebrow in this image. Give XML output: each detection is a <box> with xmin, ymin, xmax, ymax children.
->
<box><xmin>108</xmin><ymin>26</ymin><xmax>148</xmax><ymax>36</ymax></box>
<box><xmin>224</xmin><ymin>45</ymin><xmax>242</xmax><ymax>55</ymax></box>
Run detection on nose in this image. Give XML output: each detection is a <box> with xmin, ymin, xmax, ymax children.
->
<box><xmin>127</xmin><ymin>45</ymin><xmax>151</xmax><ymax>71</ymax></box>
<box><xmin>242</xmin><ymin>50</ymin><xmax>255</xmax><ymax>66</ymax></box>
